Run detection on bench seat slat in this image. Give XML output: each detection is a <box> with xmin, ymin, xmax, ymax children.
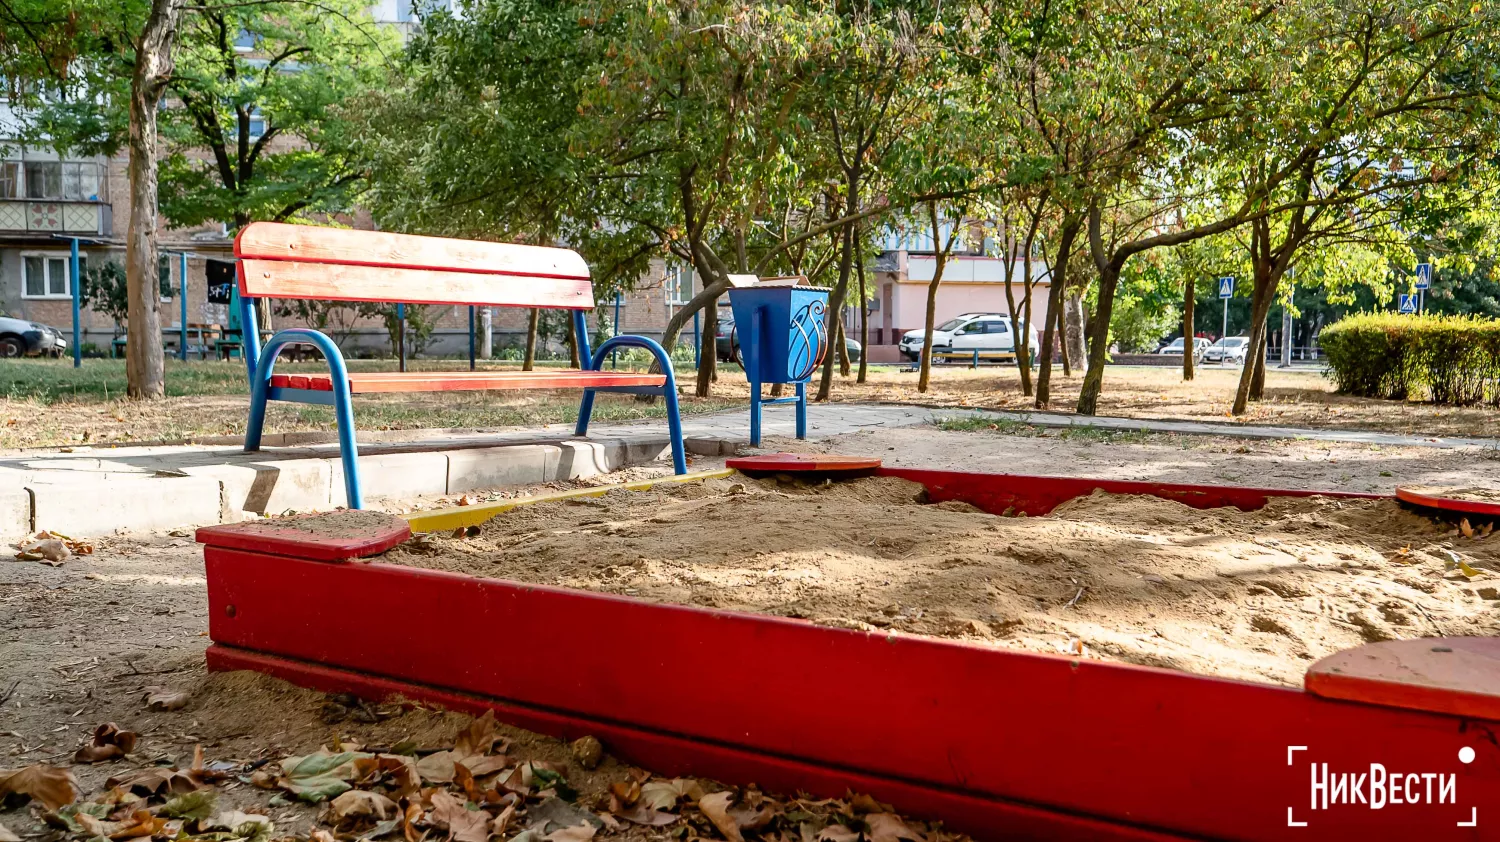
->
<box><xmin>269</xmin><ymin>370</ymin><xmax>668</xmax><ymax>394</ymax></box>
<box><xmin>236</xmin><ymin>222</ymin><xmax>590</xmax><ymax>280</ymax></box>
<box><xmin>239</xmin><ymin>260</ymin><xmax>594</xmax><ymax>309</ymax></box>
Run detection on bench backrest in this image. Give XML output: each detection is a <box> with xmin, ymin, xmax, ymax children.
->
<box><xmin>234</xmin><ymin>222</ymin><xmax>595</xmax><ymax>310</ymax></box>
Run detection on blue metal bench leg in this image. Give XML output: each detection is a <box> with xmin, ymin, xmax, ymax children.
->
<box><xmin>584</xmin><ymin>334</ymin><xmax>687</xmax><ymax>475</ymax></box>
<box><xmin>244</xmin><ymin>327</ymin><xmax>365</xmax><ymax>509</ymax></box>
<box><xmin>575</xmin><ymin>389</ymin><xmax>597</xmax><ymax>437</ymax></box>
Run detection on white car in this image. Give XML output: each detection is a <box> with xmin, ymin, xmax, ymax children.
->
<box><xmin>900</xmin><ymin>313</ymin><xmax>1039</xmax><ymax>362</ymax></box>
<box><xmin>1204</xmin><ymin>336</ymin><xmax>1250</xmax><ymax>364</ymax></box>
<box><xmin>1158</xmin><ymin>337</ymin><xmax>1212</xmax><ymax>358</ymax></box>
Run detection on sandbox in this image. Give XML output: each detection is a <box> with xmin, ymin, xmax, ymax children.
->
<box><xmin>385</xmin><ymin>475</ymin><xmax>1500</xmax><ymax>687</ymax></box>
<box><xmin>198</xmin><ymin>465</ymin><xmax>1500</xmax><ymax>841</ymax></box>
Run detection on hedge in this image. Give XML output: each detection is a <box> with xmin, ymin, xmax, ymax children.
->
<box><xmin>1321</xmin><ymin>313</ymin><xmax>1500</xmax><ymax>405</ymax></box>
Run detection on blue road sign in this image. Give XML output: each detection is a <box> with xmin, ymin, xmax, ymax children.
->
<box><xmin>1415</xmin><ymin>263</ymin><xmax>1433</xmax><ymax>290</ymax></box>
<box><xmin>1398</xmin><ymin>293</ymin><xmax>1418</xmax><ymax>314</ymax></box>
<box><xmin>1218</xmin><ymin>276</ymin><xmax>1235</xmax><ymax>299</ymax></box>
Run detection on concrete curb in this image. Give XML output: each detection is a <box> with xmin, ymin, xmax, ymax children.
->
<box><xmin>7</xmin><ymin>433</ymin><xmax>705</xmax><ymax>539</ymax></box>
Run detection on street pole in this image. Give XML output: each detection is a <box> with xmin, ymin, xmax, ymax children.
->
<box><xmin>1280</xmin><ymin>285</ymin><xmax>1293</xmax><ymax>368</ymax></box>
<box><xmin>179</xmin><ymin>252</ymin><xmax>189</xmax><ymax>361</ymax></box>
<box><xmin>1221</xmin><ymin>297</ymin><xmax>1228</xmax><ymax>347</ymax></box>
<box><xmin>69</xmin><ymin>238</ymin><xmax>81</xmax><ymax>368</ymax></box>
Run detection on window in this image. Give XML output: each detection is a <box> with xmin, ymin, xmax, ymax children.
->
<box><xmin>0</xmin><ymin>163</ymin><xmax>17</xmax><ymax>199</ymax></box>
<box><xmin>233</xmin><ymin>29</ymin><xmax>257</xmax><ymax>52</ymax></box>
<box><xmin>23</xmin><ymin>162</ymin><xmax>102</xmax><ymax>201</ymax></box>
<box><xmin>22</xmin><ymin>252</ymin><xmax>86</xmax><ymax>299</ymax></box>
<box><xmin>25</xmin><ymin>162</ymin><xmax>59</xmax><ymax>199</ymax></box>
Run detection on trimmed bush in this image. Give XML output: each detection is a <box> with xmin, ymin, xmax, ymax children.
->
<box><xmin>1321</xmin><ymin>313</ymin><xmax>1500</xmax><ymax>405</ymax></box>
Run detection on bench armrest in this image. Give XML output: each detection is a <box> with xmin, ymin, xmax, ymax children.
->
<box><xmin>586</xmin><ymin>334</ymin><xmax>677</xmax><ymax>386</ymax></box>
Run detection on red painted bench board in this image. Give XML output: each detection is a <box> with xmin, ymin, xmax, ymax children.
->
<box><xmin>268</xmin><ymin>370</ymin><xmax>668</xmax><ymax>393</ymax></box>
<box><xmin>236</xmin><ymin>222</ymin><xmax>591</xmax><ymax>281</ymax></box>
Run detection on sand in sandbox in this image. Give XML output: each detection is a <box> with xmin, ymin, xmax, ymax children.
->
<box><xmin>384</xmin><ymin>476</ymin><xmax>1500</xmax><ymax>686</ymax></box>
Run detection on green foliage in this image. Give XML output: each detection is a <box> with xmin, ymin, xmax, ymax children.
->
<box><xmin>79</xmin><ymin>261</ymin><xmax>129</xmax><ymax>331</ymax></box>
<box><xmin>1321</xmin><ymin>313</ymin><xmax>1500</xmax><ymax>405</ymax></box>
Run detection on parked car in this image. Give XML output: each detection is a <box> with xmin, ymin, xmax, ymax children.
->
<box><xmin>1157</xmin><ymin>336</ymin><xmax>1212</xmax><ymax>358</ymax></box>
<box><xmin>1203</xmin><ymin>335</ymin><xmax>1251</xmax><ymax>364</ymax></box>
<box><xmin>899</xmin><ymin>313</ymin><xmax>1039</xmax><ymax>362</ymax></box>
<box><xmin>0</xmin><ymin>316</ymin><xmax>67</xmax><ymax>358</ymax></box>
<box><xmin>716</xmin><ymin>313</ymin><xmax>862</xmax><ymax>365</ymax></box>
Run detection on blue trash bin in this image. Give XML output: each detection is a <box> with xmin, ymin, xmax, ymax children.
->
<box><xmin>727</xmin><ymin>286</ymin><xmax>830</xmax><ymax>446</ymax></box>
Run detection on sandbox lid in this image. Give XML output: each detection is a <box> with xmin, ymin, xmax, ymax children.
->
<box><xmin>196</xmin><ymin>510</ymin><xmax>412</xmax><ymax>561</ymax></box>
<box><xmin>727</xmin><ymin>453</ymin><xmax>882</xmax><ymax>476</ymax></box>
<box><xmin>1306</xmin><ymin>637</ymin><xmax>1500</xmax><ymax>721</ymax></box>
<box><xmin>1395</xmin><ymin>485</ymin><xmax>1500</xmax><ymax>519</ymax></box>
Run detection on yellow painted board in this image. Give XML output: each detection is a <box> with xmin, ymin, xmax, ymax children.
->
<box><xmin>404</xmin><ymin>468</ymin><xmax>735</xmax><ymax>533</ymax></box>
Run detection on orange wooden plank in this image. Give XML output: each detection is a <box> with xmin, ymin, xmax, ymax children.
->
<box><xmin>1305</xmin><ymin>637</ymin><xmax>1500</xmax><ymax>721</ymax></box>
<box><xmin>235</xmin><ymin>222</ymin><xmax>590</xmax><ymax>280</ymax></box>
<box><xmin>727</xmin><ymin>453</ymin><xmax>883</xmax><ymax>473</ymax></box>
<box><xmin>271</xmin><ymin>370</ymin><xmax>667</xmax><ymax>394</ymax></box>
<box><xmin>239</xmin><ymin>260</ymin><xmax>595</xmax><ymax>309</ymax></box>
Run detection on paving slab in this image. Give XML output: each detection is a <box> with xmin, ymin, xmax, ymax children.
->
<box><xmin>330</xmin><ymin>451</ymin><xmax>450</xmax><ymax>507</ymax></box>
<box><xmin>181</xmin><ymin>458</ymin><xmax>334</xmax><ymax>519</ymax></box>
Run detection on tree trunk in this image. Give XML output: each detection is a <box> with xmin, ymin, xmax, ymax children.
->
<box><xmin>917</xmin><ymin>202</ymin><xmax>949</xmax><ymax>394</ymax></box>
<box><xmin>856</xmin><ymin>239</ymin><xmax>868</xmax><ymax>384</ymax></box>
<box><xmin>1064</xmin><ymin>290</ymin><xmax>1086</xmax><ymax>373</ymax></box>
<box><xmin>124</xmin><ymin>0</ymin><xmax>182</xmax><ymax>399</ymax></box>
<box><xmin>694</xmin><ymin>298</ymin><xmax>717</xmax><ymax>397</ymax></box>
<box><xmin>1231</xmin><ymin>263</ymin><xmax>1280</xmax><ymax>415</ymax></box>
<box><xmin>1055</xmin><ymin>301</ymin><xmax>1070</xmax><ymax>376</ymax></box>
<box><xmin>1249</xmin><ymin>330</ymin><xmax>1267</xmax><ymax>399</ymax></box>
<box><xmin>816</xmin><ymin>196</ymin><xmax>859</xmax><ymax>401</ymax></box>
<box><xmin>1076</xmin><ymin>262</ymin><xmax>1119</xmax><ymax>415</ymax></box>
<box><xmin>1034</xmin><ymin>216</ymin><xmax>1080</xmax><ymax>408</ymax></box>
<box><xmin>1182</xmin><ymin>275</ymin><xmax>1196</xmax><ymax>381</ymax></box>
<box><xmin>523</xmin><ymin>308</ymin><xmax>539</xmax><ymax>371</ymax></box>
<box><xmin>836</xmin><ymin>313</ymin><xmax>850</xmax><ymax>377</ymax></box>
<box><xmin>566</xmin><ymin>312</ymin><xmax>581</xmax><ymax>369</ymax></box>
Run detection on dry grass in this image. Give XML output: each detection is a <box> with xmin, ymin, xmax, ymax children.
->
<box><xmin>2</xmin><ymin>357</ymin><xmax>1496</xmax><ymax>449</ymax></box>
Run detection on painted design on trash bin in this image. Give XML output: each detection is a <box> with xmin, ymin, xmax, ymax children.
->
<box><xmin>789</xmin><ymin>299</ymin><xmax>827</xmax><ymax>380</ymax></box>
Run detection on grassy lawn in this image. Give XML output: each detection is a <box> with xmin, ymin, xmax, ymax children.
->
<box><xmin>0</xmin><ymin>358</ymin><xmax>736</xmax><ymax>449</ymax></box>
<box><xmin>2</xmin><ymin>355</ymin><xmax>1497</xmax><ymax>450</ymax></box>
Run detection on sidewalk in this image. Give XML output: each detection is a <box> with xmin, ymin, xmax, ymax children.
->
<box><xmin>0</xmin><ymin>401</ymin><xmax>1486</xmax><ymax>540</ymax></box>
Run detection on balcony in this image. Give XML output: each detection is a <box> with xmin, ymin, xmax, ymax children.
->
<box><xmin>0</xmin><ymin>200</ymin><xmax>110</xmax><ymax>236</ymax></box>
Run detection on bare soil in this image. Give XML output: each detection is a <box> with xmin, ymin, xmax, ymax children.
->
<box><xmin>387</xmin><ymin>475</ymin><xmax>1500</xmax><ymax>687</ymax></box>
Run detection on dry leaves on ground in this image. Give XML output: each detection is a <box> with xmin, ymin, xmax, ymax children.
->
<box><xmin>143</xmin><ymin>687</ymin><xmax>190</xmax><ymax>712</ymax></box>
<box><xmin>0</xmin><ymin>764</ymin><xmax>80</xmax><ymax>810</ymax></box>
<box><xmin>74</xmin><ymin>723</ymin><xmax>139</xmax><ymax>763</ymax></box>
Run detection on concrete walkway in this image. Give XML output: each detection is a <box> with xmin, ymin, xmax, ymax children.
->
<box><xmin>0</xmin><ymin>400</ymin><xmax>1486</xmax><ymax>540</ymax></box>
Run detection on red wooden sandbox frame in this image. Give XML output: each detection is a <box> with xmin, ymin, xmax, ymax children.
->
<box><xmin>198</xmin><ymin>469</ymin><xmax>1500</xmax><ymax>841</ymax></box>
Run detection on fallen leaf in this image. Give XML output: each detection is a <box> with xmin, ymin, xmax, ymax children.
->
<box><xmin>1461</xmin><ymin>518</ymin><xmax>1475</xmax><ymax>538</ymax></box>
<box><xmin>74</xmin><ymin>723</ymin><xmax>139</xmax><ymax>764</ymax></box>
<box><xmin>866</xmin><ymin>813</ymin><xmax>925</xmax><ymax>842</ymax></box>
<box><xmin>698</xmin><ymin>792</ymin><xmax>744</xmax><ymax>842</ymax></box>
<box><xmin>816</xmin><ymin>826</ymin><xmax>860</xmax><ymax>842</ymax></box>
<box><xmin>279</xmin><ymin>751</ymin><xmax>371</xmax><ymax>802</ymax></box>
<box><xmin>415</xmin><ymin>750</ymin><xmax>458</xmax><ymax>784</ymax></box>
<box><xmin>331</xmin><ymin>790</ymin><xmax>398</xmax><ymax>823</ymax></box>
<box><xmin>489</xmin><ymin>804</ymin><xmax>515</xmax><ymax>837</ymax></box>
<box><xmin>453</xmin><ymin>710</ymin><xmax>499</xmax><ymax>759</ymax></box>
<box><xmin>106</xmin><ymin>766</ymin><xmax>202</xmax><ymax>797</ymax></box>
<box><xmin>0</xmin><ymin>820</ymin><xmax>19</xmax><ymax>842</ymax></box>
<box><xmin>0</xmin><ymin>764</ymin><xmax>80</xmax><ymax>810</ymax></box>
<box><xmin>616</xmin><ymin>802</ymin><xmax>677</xmax><ymax>827</ymax></box>
<box><xmin>638</xmin><ymin>781</ymin><xmax>684</xmax><ymax>812</ymax></box>
<box><xmin>353</xmin><ymin>755</ymin><xmax>421</xmax><ymax>798</ymax></box>
<box><xmin>109</xmin><ymin>810</ymin><xmax>167</xmax><ymax>840</ymax></box>
<box><xmin>543</xmin><ymin>825</ymin><xmax>595</xmax><ymax>842</ymax></box>
<box><xmin>159</xmin><ymin>790</ymin><xmax>216</xmax><ymax>819</ymax></box>
<box><xmin>428</xmin><ymin>791</ymin><xmax>488</xmax><ymax>842</ymax></box>
<box><xmin>143</xmin><ymin>687</ymin><xmax>190</xmax><ymax>712</ymax></box>
<box><xmin>204</xmin><ymin>810</ymin><xmax>274</xmax><ymax>837</ymax></box>
<box><xmin>458</xmin><ymin>755</ymin><xmax>507</xmax><ymax>778</ymax></box>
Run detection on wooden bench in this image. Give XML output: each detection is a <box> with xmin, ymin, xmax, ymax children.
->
<box><xmin>234</xmin><ymin>222</ymin><xmax>686</xmax><ymax>509</ymax></box>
